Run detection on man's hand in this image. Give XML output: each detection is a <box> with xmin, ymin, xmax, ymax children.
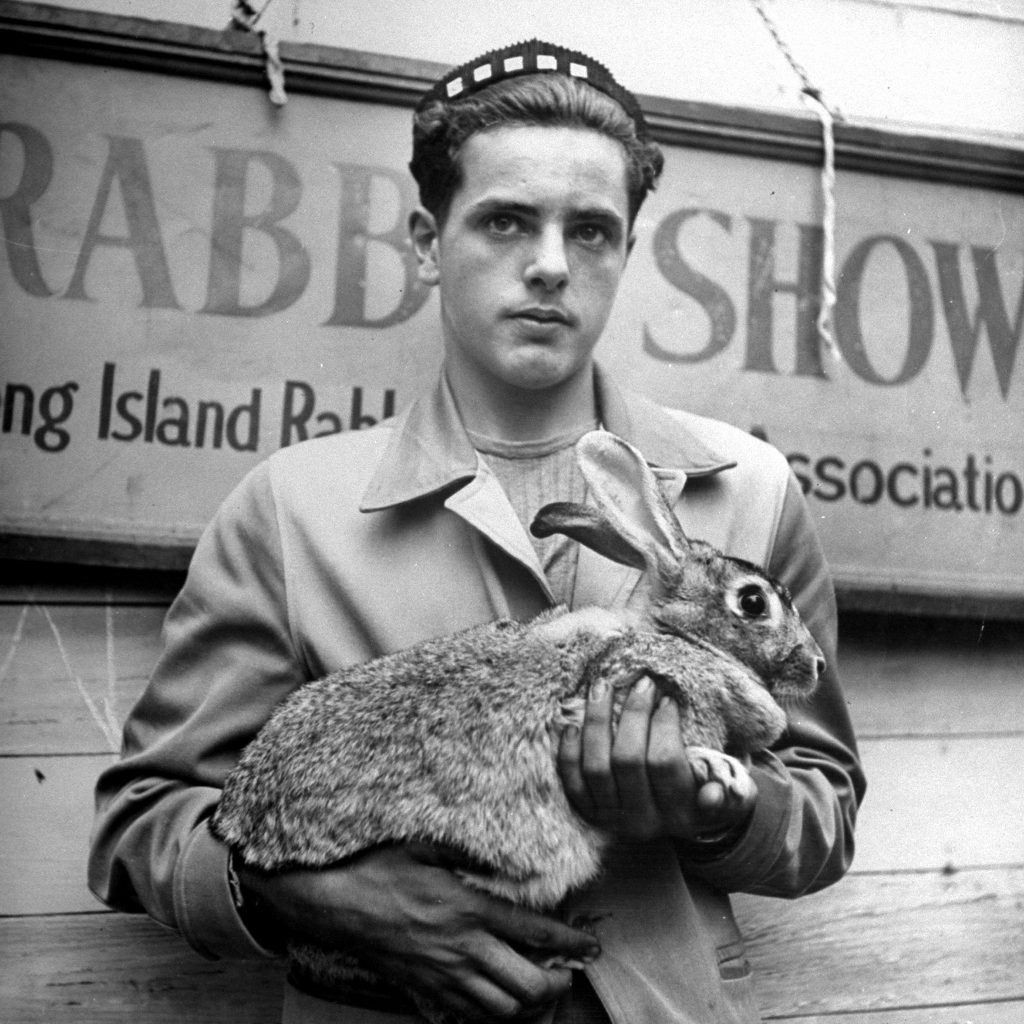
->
<box><xmin>556</xmin><ymin>675</ymin><xmax>757</xmax><ymax>843</ymax></box>
<box><xmin>237</xmin><ymin>843</ymin><xmax>600</xmax><ymax>1021</ymax></box>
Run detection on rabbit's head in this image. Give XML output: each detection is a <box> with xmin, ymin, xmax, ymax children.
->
<box><xmin>531</xmin><ymin>431</ymin><xmax>824</xmax><ymax>700</ymax></box>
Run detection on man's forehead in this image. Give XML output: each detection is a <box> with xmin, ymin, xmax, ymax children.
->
<box><xmin>456</xmin><ymin>126</ymin><xmax>631</xmax><ymax>213</ymax></box>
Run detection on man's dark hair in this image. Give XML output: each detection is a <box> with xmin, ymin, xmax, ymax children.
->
<box><xmin>410</xmin><ymin>73</ymin><xmax>664</xmax><ymax>227</ymax></box>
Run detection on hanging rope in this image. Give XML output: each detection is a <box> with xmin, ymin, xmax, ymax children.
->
<box><xmin>747</xmin><ymin>0</ymin><xmax>842</xmax><ymax>363</ymax></box>
<box><xmin>802</xmin><ymin>89</ymin><xmax>838</xmax><ymax>362</ymax></box>
<box><xmin>231</xmin><ymin>0</ymin><xmax>288</xmax><ymax>106</ymax></box>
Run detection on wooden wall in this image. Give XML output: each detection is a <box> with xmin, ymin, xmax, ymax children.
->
<box><xmin>1</xmin><ymin>560</ymin><xmax>1022</xmax><ymax>1023</ymax></box>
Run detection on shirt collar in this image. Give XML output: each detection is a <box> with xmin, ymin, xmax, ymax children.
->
<box><xmin>359</xmin><ymin>364</ymin><xmax>735</xmax><ymax>512</ymax></box>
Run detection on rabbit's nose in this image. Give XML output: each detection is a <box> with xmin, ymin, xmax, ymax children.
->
<box><xmin>813</xmin><ymin>656</ymin><xmax>826</xmax><ymax>681</ymax></box>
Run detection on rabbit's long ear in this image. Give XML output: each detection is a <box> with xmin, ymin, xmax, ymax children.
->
<box><xmin>573</xmin><ymin>431</ymin><xmax>690</xmax><ymax>575</ymax></box>
<box><xmin>531</xmin><ymin>502</ymin><xmax>648</xmax><ymax>570</ymax></box>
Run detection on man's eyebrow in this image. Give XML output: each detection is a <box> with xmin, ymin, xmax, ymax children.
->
<box><xmin>466</xmin><ymin>197</ymin><xmax>539</xmax><ymax>218</ymax></box>
<box><xmin>466</xmin><ymin>197</ymin><xmax>625</xmax><ymax>225</ymax></box>
<box><xmin>570</xmin><ymin>205</ymin><xmax>625</xmax><ymax>225</ymax></box>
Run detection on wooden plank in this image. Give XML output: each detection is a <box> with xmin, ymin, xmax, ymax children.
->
<box><xmin>0</xmin><ymin>559</ymin><xmax>183</xmax><ymax>604</ymax></box>
<box><xmin>0</xmin><ymin>604</ymin><xmax>165</xmax><ymax>755</ymax></box>
<box><xmin>0</xmin><ymin>534</ymin><xmax>194</xmax><ymax>574</ymax></box>
<box><xmin>4</xmin><ymin>599</ymin><xmax>1023</xmax><ymax>757</ymax></box>
<box><xmin>0</xmin><ymin>912</ymin><xmax>284</xmax><ymax>1024</ymax></box>
<box><xmin>736</xmin><ymin>867</ymin><xmax>1024</xmax><ymax>1018</ymax></box>
<box><xmin>853</xmin><ymin>736</ymin><xmax>1024</xmax><ymax>872</ymax></box>
<box><xmin>771</xmin><ymin>1003</ymin><xmax>1024</xmax><ymax>1024</ymax></box>
<box><xmin>839</xmin><ymin>613</ymin><xmax>1024</xmax><ymax>739</ymax></box>
<box><xmin>2</xmin><ymin>870</ymin><xmax>1021</xmax><ymax>1022</ymax></box>
<box><xmin>845</xmin><ymin>665</ymin><xmax>1024</xmax><ymax>740</ymax></box>
<box><xmin>3</xmin><ymin>736</ymin><xmax>1023</xmax><ymax>917</ymax></box>
<box><xmin>0</xmin><ymin>754</ymin><xmax>114</xmax><ymax>915</ymax></box>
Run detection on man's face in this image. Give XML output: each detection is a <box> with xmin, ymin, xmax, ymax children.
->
<box><xmin>412</xmin><ymin>125</ymin><xmax>633</xmax><ymax>399</ymax></box>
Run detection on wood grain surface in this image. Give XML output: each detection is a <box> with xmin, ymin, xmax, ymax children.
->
<box><xmin>2</xmin><ymin>584</ymin><xmax>1022</xmax><ymax>1022</ymax></box>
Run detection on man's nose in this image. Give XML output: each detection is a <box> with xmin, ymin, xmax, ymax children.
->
<box><xmin>525</xmin><ymin>226</ymin><xmax>569</xmax><ymax>291</ymax></box>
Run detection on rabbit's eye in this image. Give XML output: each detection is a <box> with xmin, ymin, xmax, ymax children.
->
<box><xmin>737</xmin><ymin>585</ymin><xmax>769</xmax><ymax>618</ymax></box>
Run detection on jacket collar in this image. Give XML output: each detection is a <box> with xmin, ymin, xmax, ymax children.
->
<box><xmin>360</xmin><ymin>372</ymin><xmax>478</xmax><ymax>511</ymax></box>
<box><xmin>359</xmin><ymin>364</ymin><xmax>735</xmax><ymax>513</ymax></box>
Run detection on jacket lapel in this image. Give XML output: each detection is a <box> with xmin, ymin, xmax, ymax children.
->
<box><xmin>444</xmin><ymin>459</ymin><xmax>555</xmax><ymax>604</ymax></box>
<box><xmin>359</xmin><ymin>366</ymin><xmax>735</xmax><ymax>617</ymax></box>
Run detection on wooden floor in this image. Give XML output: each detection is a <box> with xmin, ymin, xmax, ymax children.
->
<box><xmin>1</xmin><ymin>562</ymin><xmax>1022</xmax><ymax>1023</ymax></box>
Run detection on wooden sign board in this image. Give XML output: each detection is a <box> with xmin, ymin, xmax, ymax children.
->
<box><xmin>1</xmin><ymin>29</ymin><xmax>1022</xmax><ymax>614</ymax></box>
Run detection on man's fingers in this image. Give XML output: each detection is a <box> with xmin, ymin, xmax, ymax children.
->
<box><xmin>579</xmin><ymin>679</ymin><xmax>617</xmax><ymax>806</ymax></box>
<box><xmin>647</xmin><ymin>698</ymin><xmax>698</xmax><ymax>824</ymax></box>
<box><xmin>468</xmin><ymin>942</ymin><xmax>574</xmax><ymax>1017</ymax></box>
<box><xmin>428</xmin><ymin>924</ymin><xmax>576</xmax><ymax>1021</ymax></box>
<box><xmin>484</xmin><ymin>901</ymin><xmax>601</xmax><ymax>962</ymax></box>
<box><xmin>425</xmin><ymin>986</ymin><xmax>487</xmax><ymax>1023</ymax></box>
<box><xmin>646</xmin><ymin>695</ymin><xmax>687</xmax><ymax>774</ymax></box>
<box><xmin>556</xmin><ymin>724</ymin><xmax>589</xmax><ymax>812</ymax></box>
<box><xmin>612</xmin><ymin>676</ymin><xmax>656</xmax><ymax>755</ymax></box>
<box><xmin>455</xmin><ymin>969</ymin><xmax>532</xmax><ymax>1021</ymax></box>
<box><xmin>608</xmin><ymin>676</ymin><xmax>658</xmax><ymax>810</ymax></box>
<box><xmin>374</xmin><ymin>888</ymin><xmax>580</xmax><ymax>1020</ymax></box>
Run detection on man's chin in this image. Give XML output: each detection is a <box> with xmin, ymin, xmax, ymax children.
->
<box><xmin>501</xmin><ymin>353</ymin><xmax>590</xmax><ymax>394</ymax></box>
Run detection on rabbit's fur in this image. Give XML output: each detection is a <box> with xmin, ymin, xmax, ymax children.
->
<box><xmin>211</xmin><ymin>430</ymin><xmax>824</xmax><ymax>1014</ymax></box>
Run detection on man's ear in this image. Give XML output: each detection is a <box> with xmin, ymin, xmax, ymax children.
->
<box><xmin>409</xmin><ymin>208</ymin><xmax>441</xmax><ymax>286</ymax></box>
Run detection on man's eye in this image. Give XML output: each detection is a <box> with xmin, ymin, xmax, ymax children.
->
<box><xmin>573</xmin><ymin>223</ymin><xmax>609</xmax><ymax>246</ymax></box>
<box><xmin>487</xmin><ymin>214</ymin><xmax>523</xmax><ymax>236</ymax></box>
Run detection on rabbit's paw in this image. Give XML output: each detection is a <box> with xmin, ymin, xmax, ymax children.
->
<box><xmin>531</xmin><ymin>606</ymin><xmax>634</xmax><ymax>645</ymax></box>
<box><xmin>687</xmin><ymin>746</ymin><xmax>755</xmax><ymax>809</ymax></box>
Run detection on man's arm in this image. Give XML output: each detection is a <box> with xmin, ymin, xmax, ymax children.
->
<box><xmin>88</xmin><ymin>461</ymin><xmax>308</xmax><ymax>958</ymax></box>
<box><xmin>557</xmin><ymin>471</ymin><xmax>865</xmax><ymax>896</ymax></box>
<box><xmin>236</xmin><ymin>844</ymin><xmax>599</xmax><ymax>1020</ymax></box>
<box><xmin>681</xmin><ymin>472</ymin><xmax>865</xmax><ymax>896</ymax></box>
<box><xmin>88</xmin><ymin>461</ymin><xmax>599</xmax><ymax>1020</ymax></box>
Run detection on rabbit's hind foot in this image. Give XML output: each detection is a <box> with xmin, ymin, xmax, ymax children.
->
<box><xmin>687</xmin><ymin>746</ymin><xmax>757</xmax><ymax>815</ymax></box>
<box><xmin>530</xmin><ymin>606</ymin><xmax>637</xmax><ymax>646</ymax></box>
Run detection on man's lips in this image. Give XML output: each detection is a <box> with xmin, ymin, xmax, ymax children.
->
<box><xmin>508</xmin><ymin>306</ymin><xmax>574</xmax><ymax>326</ymax></box>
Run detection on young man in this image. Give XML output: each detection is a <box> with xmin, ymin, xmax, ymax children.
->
<box><xmin>90</xmin><ymin>40</ymin><xmax>864</xmax><ymax>1024</ymax></box>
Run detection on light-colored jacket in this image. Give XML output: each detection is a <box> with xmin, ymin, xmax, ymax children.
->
<box><xmin>89</xmin><ymin>367</ymin><xmax>864</xmax><ymax>1024</ymax></box>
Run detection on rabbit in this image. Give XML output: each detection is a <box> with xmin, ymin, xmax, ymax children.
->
<box><xmin>210</xmin><ymin>429</ymin><xmax>825</xmax><ymax>1019</ymax></box>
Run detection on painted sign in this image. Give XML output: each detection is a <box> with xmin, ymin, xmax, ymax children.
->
<box><xmin>1</xmin><ymin>53</ymin><xmax>1022</xmax><ymax>606</ymax></box>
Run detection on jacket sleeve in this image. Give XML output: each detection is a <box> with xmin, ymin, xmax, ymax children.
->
<box><xmin>680</xmin><ymin>472</ymin><xmax>867</xmax><ymax>897</ymax></box>
<box><xmin>88</xmin><ymin>461</ymin><xmax>306</xmax><ymax>960</ymax></box>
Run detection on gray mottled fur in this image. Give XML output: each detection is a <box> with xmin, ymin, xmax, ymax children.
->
<box><xmin>210</xmin><ymin>431</ymin><xmax>824</xmax><ymax>1017</ymax></box>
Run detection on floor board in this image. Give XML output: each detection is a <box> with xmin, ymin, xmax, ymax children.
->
<box><xmin>0</xmin><ymin>913</ymin><xmax>284</xmax><ymax>1024</ymax></box>
<box><xmin>852</xmin><ymin>735</ymin><xmax>1024</xmax><ymax>872</ymax></box>
<box><xmin>765</xmin><ymin>1002</ymin><xmax>1024</xmax><ymax>1024</ymax></box>
<box><xmin>0</xmin><ymin>604</ymin><xmax>164</xmax><ymax>755</ymax></box>
<box><xmin>3</xmin><ymin>873</ymin><xmax>1022</xmax><ymax>1024</ymax></box>
<box><xmin>736</xmin><ymin>867</ymin><xmax>1024</xmax><ymax>1017</ymax></box>
<box><xmin>3</xmin><ymin>591</ymin><xmax>1022</xmax><ymax>1021</ymax></box>
<box><xmin>4</xmin><ymin>733</ymin><xmax>1024</xmax><ymax>914</ymax></box>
